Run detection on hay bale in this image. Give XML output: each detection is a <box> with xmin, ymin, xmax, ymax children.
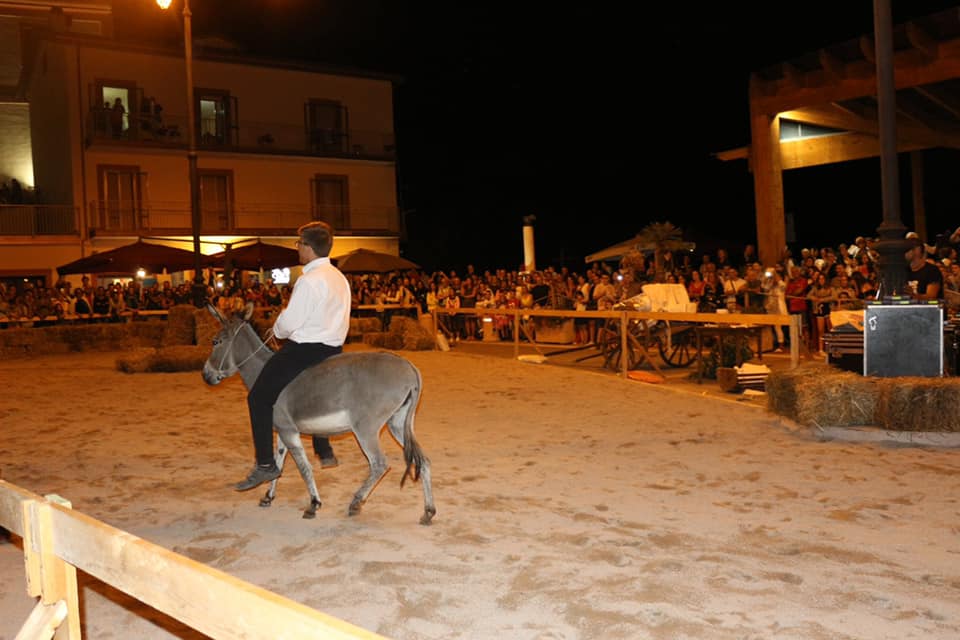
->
<box><xmin>116</xmin><ymin>347</ymin><xmax>158</xmax><ymax>373</ymax></box>
<box><xmin>149</xmin><ymin>345</ymin><xmax>210</xmax><ymax>372</ymax></box>
<box><xmin>362</xmin><ymin>332</ymin><xmax>386</xmax><ymax>348</ymax></box>
<box><xmin>875</xmin><ymin>377</ymin><xmax>960</xmax><ymax>432</ymax></box>
<box><xmin>363</xmin><ymin>332</ymin><xmax>404</xmax><ymax>350</ymax></box>
<box><xmin>193</xmin><ymin>307</ymin><xmax>220</xmax><ymax>347</ymax></box>
<box><xmin>716</xmin><ymin>367</ymin><xmax>739</xmax><ymax>392</ymax></box>
<box><xmin>388</xmin><ymin>315</ymin><xmax>435</xmax><ymax>351</ymax></box>
<box><xmin>162</xmin><ymin>305</ymin><xmax>197</xmax><ymax>345</ymax></box>
<box><xmin>766</xmin><ymin>363</ymin><xmax>879</xmax><ymax>428</ymax></box>
<box><xmin>115</xmin><ymin>345</ymin><xmax>209</xmax><ymax>373</ymax></box>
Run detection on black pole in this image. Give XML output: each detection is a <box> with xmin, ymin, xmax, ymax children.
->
<box><xmin>872</xmin><ymin>0</ymin><xmax>908</xmax><ymax>297</ymax></box>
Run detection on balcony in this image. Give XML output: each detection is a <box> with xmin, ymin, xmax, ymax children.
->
<box><xmin>85</xmin><ymin>108</ymin><xmax>396</xmax><ymax>161</ymax></box>
<box><xmin>0</xmin><ymin>205</ymin><xmax>79</xmax><ymax>236</ymax></box>
<box><xmin>86</xmin><ymin>200</ymin><xmax>400</xmax><ymax>236</ymax></box>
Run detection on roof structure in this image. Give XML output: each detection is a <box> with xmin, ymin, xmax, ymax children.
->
<box><xmin>721</xmin><ymin>5</ymin><xmax>960</xmax><ymax>265</ymax></box>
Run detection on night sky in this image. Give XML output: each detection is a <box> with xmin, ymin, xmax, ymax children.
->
<box><xmin>116</xmin><ymin>1</ymin><xmax>960</xmax><ymax>272</ymax></box>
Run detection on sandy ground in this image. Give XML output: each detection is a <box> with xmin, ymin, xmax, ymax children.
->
<box><xmin>1</xmin><ymin>345</ymin><xmax>959</xmax><ymax>640</ymax></box>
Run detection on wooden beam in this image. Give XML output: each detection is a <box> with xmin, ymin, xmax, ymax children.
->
<box><xmin>713</xmin><ymin>146</ymin><xmax>749</xmax><ymax>161</ymax></box>
<box><xmin>749</xmin><ymin>111</ymin><xmax>785</xmax><ymax>267</ymax></box>
<box><xmin>906</xmin><ymin>22</ymin><xmax>938</xmax><ymax>59</ymax></box>
<box><xmin>913</xmin><ymin>85</ymin><xmax>960</xmax><ymax>119</ymax></box>
<box><xmin>752</xmin><ymin>38</ymin><xmax>960</xmax><ymax>114</ymax></box>
<box><xmin>818</xmin><ymin>49</ymin><xmax>846</xmax><ymax>79</ymax></box>
<box><xmin>860</xmin><ymin>35</ymin><xmax>876</xmax><ymax>63</ymax></box>
<box><xmin>778</xmin><ymin>132</ymin><xmax>928</xmax><ymax>169</ymax></box>
<box><xmin>782</xmin><ymin>61</ymin><xmax>804</xmax><ymax>88</ymax></box>
<box><xmin>780</xmin><ymin>105</ymin><xmax>960</xmax><ymax>149</ymax></box>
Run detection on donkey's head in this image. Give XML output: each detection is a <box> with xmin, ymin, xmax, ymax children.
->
<box><xmin>201</xmin><ymin>302</ymin><xmax>257</xmax><ymax>385</ymax></box>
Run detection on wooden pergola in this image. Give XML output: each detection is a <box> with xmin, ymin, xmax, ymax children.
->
<box><xmin>718</xmin><ymin>6</ymin><xmax>960</xmax><ymax>266</ymax></box>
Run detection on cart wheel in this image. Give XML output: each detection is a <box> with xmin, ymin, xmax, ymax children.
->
<box><xmin>658</xmin><ymin>329</ymin><xmax>696</xmax><ymax>368</ymax></box>
<box><xmin>597</xmin><ymin>321</ymin><xmax>621</xmax><ymax>370</ymax></box>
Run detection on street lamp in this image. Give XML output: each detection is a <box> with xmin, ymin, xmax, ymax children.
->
<box><xmin>157</xmin><ymin>0</ymin><xmax>205</xmax><ymax>306</ymax></box>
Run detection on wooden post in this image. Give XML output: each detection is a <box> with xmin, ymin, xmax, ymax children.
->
<box><xmin>512</xmin><ymin>308</ymin><xmax>520</xmax><ymax>359</ymax></box>
<box><xmin>22</xmin><ymin>496</ymin><xmax>80</xmax><ymax>640</ymax></box>
<box><xmin>620</xmin><ymin>311</ymin><xmax>628</xmax><ymax>377</ymax></box>
<box><xmin>748</xmin><ymin>102</ymin><xmax>787</xmax><ymax>269</ymax></box>
<box><xmin>789</xmin><ymin>314</ymin><xmax>801</xmax><ymax>368</ymax></box>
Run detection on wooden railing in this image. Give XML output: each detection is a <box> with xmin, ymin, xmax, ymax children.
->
<box><xmin>432</xmin><ymin>307</ymin><xmax>802</xmax><ymax>375</ymax></box>
<box><xmin>0</xmin><ymin>479</ymin><xmax>387</xmax><ymax>639</ymax></box>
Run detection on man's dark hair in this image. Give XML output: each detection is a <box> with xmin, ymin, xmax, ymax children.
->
<box><xmin>298</xmin><ymin>220</ymin><xmax>334</xmax><ymax>257</ymax></box>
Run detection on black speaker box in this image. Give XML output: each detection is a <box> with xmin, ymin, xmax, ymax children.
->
<box><xmin>863</xmin><ymin>304</ymin><xmax>943</xmax><ymax>377</ymax></box>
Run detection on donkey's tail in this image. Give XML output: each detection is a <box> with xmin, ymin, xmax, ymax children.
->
<box><xmin>400</xmin><ymin>362</ymin><xmax>427</xmax><ymax>488</ymax></box>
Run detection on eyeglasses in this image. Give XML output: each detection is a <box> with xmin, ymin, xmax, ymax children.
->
<box><xmin>294</xmin><ymin>240</ymin><xmax>304</xmax><ymax>248</ymax></box>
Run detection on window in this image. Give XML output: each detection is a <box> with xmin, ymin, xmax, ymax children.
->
<box><xmin>196</xmin><ymin>90</ymin><xmax>237</xmax><ymax>146</ymax></box>
<box><xmin>95</xmin><ymin>83</ymin><xmax>134</xmax><ymax>139</ymax></box>
<box><xmin>199</xmin><ymin>170</ymin><xmax>233</xmax><ymax>232</ymax></box>
<box><xmin>305</xmin><ymin>100</ymin><xmax>347</xmax><ymax>153</ymax></box>
<box><xmin>311</xmin><ymin>175</ymin><xmax>349</xmax><ymax>231</ymax></box>
<box><xmin>98</xmin><ymin>165</ymin><xmax>143</xmax><ymax>231</ymax></box>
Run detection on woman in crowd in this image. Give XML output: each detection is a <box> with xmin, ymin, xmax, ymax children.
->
<box><xmin>686</xmin><ymin>269</ymin><xmax>705</xmax><ymax>304</ymax></box>
<box><xmin>807</xmin><ymin>272</ymin><xmax>836</xmax><ymax>355</ymax></box>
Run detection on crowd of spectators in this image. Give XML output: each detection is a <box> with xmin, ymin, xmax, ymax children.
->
<box><xmin>4</xmin><ymin>231</ymin><xmax>960</xmax><ymax>356</ymax></box>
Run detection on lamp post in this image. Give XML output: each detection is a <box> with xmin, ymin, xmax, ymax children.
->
<box><xmin>157</xmin><ymin>0</ymin><xmax>205</xmax><ymax>306</ymax></box>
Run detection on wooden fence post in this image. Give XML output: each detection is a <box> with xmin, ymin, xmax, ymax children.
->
<box><xmin>21</xmin><ymin>495</ymin><xmax>80</xmax><ymax>639</ymax></box>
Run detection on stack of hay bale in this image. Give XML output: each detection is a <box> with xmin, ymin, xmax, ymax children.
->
<box><xmin>349</xmin><ymin>316</ymin><xmax>383</xmax><ymax>342</ymax></box>
<box><xmin>361</xmin><ymin>316</ymin><xmax>436</xmax><ymax>351</ymax></box>
<box><xmin>116</xmin><ymin>305</ymin><xmax>213</xmax><ymax>373</ymax></box>
<box><xmin>766</xmin><ymin>363</ymin><xmax>960</xmax><ymax>431</ymax></box>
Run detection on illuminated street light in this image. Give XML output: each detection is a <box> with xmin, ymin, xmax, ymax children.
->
<box><xmin>157</xmin><ymin>0</ymin><xmax>205</xmax><ymax>306</ymax></box>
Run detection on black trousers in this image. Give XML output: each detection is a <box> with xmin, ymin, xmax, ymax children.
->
<box><xmin>247</xmin><ymin>340</ymin><xmax>341</xmax><ymax>466</ymax></box>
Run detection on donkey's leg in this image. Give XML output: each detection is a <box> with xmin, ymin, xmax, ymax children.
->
<box><xmin>260</xmin><ymin>440</ymin><xmax>289</xmax><ymax>508</ymax></box>
<box><xmin>387</xmin><ymin>403</ymin><xmax>436</xmax><ymax>525</ymax></box>
<box><xmin>349</xmin><ymin>425</ymin><xmax>390</xmax><ymax>516</ymax></box>
<box><xmin>277</xmin><ymin>428</ymin><xmax>323</xmax><ymax>519</ymax></box>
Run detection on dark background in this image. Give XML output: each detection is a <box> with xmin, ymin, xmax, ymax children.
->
<box><xmin>116</xmin><ymin>1</ymin><xmax>960</xmax><ymax>272</ymax></box>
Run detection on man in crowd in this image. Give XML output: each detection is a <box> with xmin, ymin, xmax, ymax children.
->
<box><xmin>905</xmin><ymin>236</ymin><xmax>942</xmax><ymax>301</ymax></box>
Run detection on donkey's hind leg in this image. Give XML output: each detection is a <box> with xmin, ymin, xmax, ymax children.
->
<box><xmin>349</xmin><ymin>426</ymin><xmax>390</xmax><ymax>516</ymax></box>
<box><xmin>277</xmin><ymin>428</ymin><xmax>323</xmax><ymax>519</ymax></box>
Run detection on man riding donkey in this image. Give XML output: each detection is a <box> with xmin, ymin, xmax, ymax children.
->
<box><xmin>234</xmin><ymin>220</ymin><xmax>349</xmax><ymax>491</ymax></box>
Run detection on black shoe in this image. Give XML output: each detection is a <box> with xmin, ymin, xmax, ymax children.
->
<box><xmin>318</xmin><ymin>454</ymin><xmax>339</xmax><ymax>469</ymax></box>
<box><xmin>233</xmin><ymin>463</ymin><xmax>281</xmax><ymax>491</ymax></box>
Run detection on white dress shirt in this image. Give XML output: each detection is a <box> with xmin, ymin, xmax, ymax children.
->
<box><xmin>272</xmin><ymin>257</ymin><xmax>351</xmax><ymax>345</ymax></box>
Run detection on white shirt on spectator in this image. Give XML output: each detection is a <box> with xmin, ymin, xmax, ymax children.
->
<box><xmin>272</xmin><ymin>256</ymin><xmax>351</xmax><ymax>346</ymax></box>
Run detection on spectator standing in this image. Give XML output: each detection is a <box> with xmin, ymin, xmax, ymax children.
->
<box><xmin>762</xmin><ymin>269</ymin><xmax>788</xmax><ymax>351</ymax></box>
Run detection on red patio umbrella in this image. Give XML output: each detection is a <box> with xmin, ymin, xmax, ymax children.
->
<box><xmin>209</xmin><ymin>240</ymin><xmax>300</xmax><ymax>271</ymax></box>
<box><xmin>56</xmin><ymin>240</ymin><xmax>211</xmax><ymax>276</ymax></box>
<box><xmin>331</xmin><ymin>248</ymin><xmax>420</xmax><ymax>273</ymax></box>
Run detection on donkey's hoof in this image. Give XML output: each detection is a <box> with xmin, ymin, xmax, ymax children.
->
<box><xmin>258</xmin><ymin>496</ymin><xmax>274</xmax><ymax>508</ymax></box>
<box><xmin>348</xmin><ymin>500</ymin><xmax>363</xmax><ymax>516</ymax></box>
<box><xmin>420</xmin><ymin>508</ymin><xmax>436</xmax><ymax>525</ymax></box>
<box><xmin>302</xmin><ymin>509</ymin><xmax>317</xmax><ymax>520</ymax></box>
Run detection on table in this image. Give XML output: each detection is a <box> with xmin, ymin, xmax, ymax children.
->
<box><xmin>695</xmin><ymin>324</ymin><xmax>763</xmax><ymax>383</ymax></box>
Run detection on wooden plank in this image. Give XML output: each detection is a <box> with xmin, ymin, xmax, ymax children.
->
<box><xmin>41</xmin><ymin>496</ymin><xmax>80</xmax><ymax>640</ymax></box>
<box><xmin>45</xmin><ymin>504</ymin><xmax>386</xmax><ymax>640</ymax></box>
<box><xmin>0</xmin><ymin>480</ymin><xmax>44</xmax><ymax>536</ymax></box>
<box><xmin>13</xmin><ymin>600</ymin><xmax>66</xmax><ymax>640</ymax></box>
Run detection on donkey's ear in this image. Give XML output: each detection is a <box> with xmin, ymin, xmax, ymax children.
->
<box><xmin>243</xmin><ymin>301</ymin><xmax>255</xmax><ymax>321</ymax></box>
<box><xmin>207</xmin><ymin>304</ymin><xmax>226</xmax><ymax>324</ymax></box>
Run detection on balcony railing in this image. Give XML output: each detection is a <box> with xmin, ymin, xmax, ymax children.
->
<box><xmin>85</xmin><ymin>109</ymin><xmax>396</xmax><ymax>160</ymax></box>
<box><xmin>0</xmin><ymin>205</ymin><xmax>79</xmax><ymax>236</ymax></box>
<box><xmin>86</xmin><ymin>200</ymin><xmax>400</xmax><ymax>235</ymax></box>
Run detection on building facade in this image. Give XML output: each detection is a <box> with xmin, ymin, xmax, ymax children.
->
<box><xmin>0</xmin><ymin>4</ymin><xmax>402</xmax><ymax>287</ymax></box>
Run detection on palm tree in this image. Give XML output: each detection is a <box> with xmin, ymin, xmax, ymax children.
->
<box><xmin>636</xmin><ymin>221</ymin><xmax>686</xmax><ymax>282</ymax></box>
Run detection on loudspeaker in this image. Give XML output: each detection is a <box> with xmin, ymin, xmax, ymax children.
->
<box><xmin>863</xmin><ymin>304</ymin><xmax>943</xmax><ymax>377</ymax></box>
